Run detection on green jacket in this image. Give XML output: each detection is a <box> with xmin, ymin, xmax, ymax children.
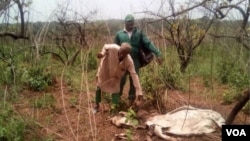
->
<box><xmin>114</xmin><ymin>28</ymin><xmax>161</xmax><ymax>57</ymax></box>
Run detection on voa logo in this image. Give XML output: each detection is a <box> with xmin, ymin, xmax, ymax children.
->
<box><xmin>226</xmin><ymin>129</ymin><xmax>246</xmax><ymax>136</ymax></box>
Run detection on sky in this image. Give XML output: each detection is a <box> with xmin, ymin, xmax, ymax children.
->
<box><xmin>29</xmin><ymin>0</ymin><xmax>177</xmax><ymax>22</ymax></box>
<box><xmin>3</xmin><ymin>0</ymin><xmax>244</xmax><ymax>23</ymax></box>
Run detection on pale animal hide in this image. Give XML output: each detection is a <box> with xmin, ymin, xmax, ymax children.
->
<box><xmin>145</xmin><ymin>105</ymin><xmax>225</xmax><ymax>140</ymax></box>
<box><xmin>110</xmin><ymin>105</ymin><xmax>225</xmax><ymax>141</ymax></box>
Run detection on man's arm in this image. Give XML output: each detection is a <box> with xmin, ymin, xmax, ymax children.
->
<box><xmin>141</xmin><ymin>32</ymin><xmax>162</xmax><ymax>64</ymax></box>
<box><xmin>141</xmin><ymin>33</ymin><xmax>161</xmax><ymax>57</ymax></box>
<box><xmin>97</xmin><ymin>44</ymin><xmax>113</xmax><ymax>59</ymax></box>
<box><xmin>126</xmin><ymin>56</ymin><xmax>143</xmax><ymax>96</ymax></box>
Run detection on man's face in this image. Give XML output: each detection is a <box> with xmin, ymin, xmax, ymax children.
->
<box><xmin>118</xmin><ymin>49</ymin><xmax>128</xmax><ymax>61</ymax></box>
<box><xmin>125</xmin><ymin>21</ymin><xmax>134</xmax><ymax>32</ymax></box>
<box><xmin>118</xmin><ymin>51</ymin><xmax>128</xmax><ymax>60</ymax></box>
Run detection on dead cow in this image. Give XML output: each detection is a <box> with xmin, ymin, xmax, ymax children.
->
<box><xmin>110</xmin><ymin>105</ymin><xmax>225</xmax><ymax>141</ymax></box>
<box><xmin>145</xmin><ymin>105</ymin><xmax>225</xmax><ymax>140</ymax></box>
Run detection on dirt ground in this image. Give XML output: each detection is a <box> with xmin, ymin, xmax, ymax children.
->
<box><xmin>15</xmin><ymin>78</ymin><xmax>250</xmax><ymax>141</ymax></box>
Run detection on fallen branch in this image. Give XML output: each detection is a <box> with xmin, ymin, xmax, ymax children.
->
<box><xmin>0</xmin><ymin>32</ymin><xmax>29</xmax><ymax>40</ymax></box>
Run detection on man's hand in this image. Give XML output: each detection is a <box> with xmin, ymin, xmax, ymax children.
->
<box><xmin>134</xmin><ymin>95</ymin><xmax>144</xmax><ymax>107</ymax></box>
<box><xmin>137</xmin><ymin>95</ymin><xmax>144</xmax><ymax>101</ymax></box>
<box><xmin>97</xmin><ymin>52</ymin><xmax>104</xmax><ymax>59</ymax></box>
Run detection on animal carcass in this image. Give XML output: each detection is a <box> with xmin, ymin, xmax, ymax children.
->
<box><xmin>145</xmin><ymin>105</ymin><xmax>225</xmax><ymax>140</ymax></box>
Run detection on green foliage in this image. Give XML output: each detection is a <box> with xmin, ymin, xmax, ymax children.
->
<box><xmin>140</xmin><ymin>67</ymin><xmax>158</xmax><ymax>93</ymax></box>
<box><xmin>62</xmin><ymin>70</ymin><xmax>74</xmax><ymax>86</ymax></box>
<box><xmin>86</xmin><ymin>51</ymin><xmax>97</xmax><ymax>70</ymax></box>
<box><xmin>217</xmin><ymin>57</ymin><xmax>249</xmax><ymax>90</ymax></box>
<box><xmin>61</xmin><ymin>66</ymin><xmax>93</xmax><ymax>93</ymax></box>
<box><xmin>222</xmin><ymin>89</ymin><xmax>240</xmax><ymax>105</ymax></box>
<box><xmin>0</xmin><ymin>103</ymin><xmax>26</xmax><ymax>141</ymax></box>
<box><xmin>21</xmin><ymin>66</ymin><xmax>53</xmax><ymax>91</ymax></box>
<box><xmin>0</xmin><ymin>41</ymin><xmax>35</xmax><ymax>86</ymax></box>
<box><xmin>140</xmin><ymin>49</ymin><xmax>186</xmax><ymax>92</ymax></box>
<box><xmin>125</xmin><ymin>108</ymin><xmax>139</xmax><ymax>126</ymax></box>
<box><xmin>189</xmin><ymin>43</ymin><xmax>249</xmax><ymax>93</ymax></box>
<box><xmin>139</xmin><ymin>55</ymin><xmax>186</xmax><ymax>112</ymax></box>
<box><xmin>1</xmin><ymin>19</ymin><xmax>250</xmax><ymax>141</ymax></box>
<box><xmin>0</xmin><ymin>62</ymin><xmax>14</xmax><ymax>85</ymax></box>
<box><xmin>158</xmin><ymin>64</ymin><xmax>184</xmax><ymax>90</ymax></box>
<box><xmin>125</xmin><ymin>129</ymin><xmax>133</xmax><ymax>141</ymax></box>
<box><xmin>121</xmin><ymin>108</ymin><xmax>138</xmax><ymax>141</ymax></box>
<box><xmin>30</xmin><ymin>93</ymin><xmax>55</xmax><ymax>109</ymax></box>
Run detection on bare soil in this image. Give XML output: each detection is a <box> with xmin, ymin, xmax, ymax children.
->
<box><xmin>15</xmin><ymin>78</ymin><xmax>250</xmax><ymax>141</ymax></box>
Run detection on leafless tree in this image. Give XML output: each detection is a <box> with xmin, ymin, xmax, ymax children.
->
<box><xmin>143</xmin><ymin>0</ymin><xmax>214</xmax><ymax>72</ymax></box>
<box><xmin>0</xmin><ymin>0</ymin><xmax>30</xmax><ymax>39</ymax></box>
<box><xmin>140</xmin><ymin>0</ymin><xmax>249</xmax><ymax>73</ymax></box>
<box><xmin>36</xmin><ymin>1</ymin><xmax>101</xmax><ymax>66</ymax></box>
<box><xmin>205</xmin><ymin>0</ymin><xmax>250</xmax><ymax>50</ymax></box>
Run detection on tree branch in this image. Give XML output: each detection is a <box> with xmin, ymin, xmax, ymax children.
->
<box><xmin>138</xmin><ymin>0</ymin><xmax>208</xmax><ymax>23</ymax></box>
<box><xmin>0</xmin><ymin>32</ymin><xmax>29</xmax><ymax>40</ymax></box>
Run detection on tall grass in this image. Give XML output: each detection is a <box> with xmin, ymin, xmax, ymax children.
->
<box><xmin>139</xmin><ymin>38</ymin><xmax>249</xmax><ymax>111</ymax></box>
<box><xmin>0</xmin><ymin>103</ymin><xmax>26</xmax><ymax>141</ymax></box>
<box><xmin>0</xmin><ymin>23</ymin><xmax>249</xmax><ymax>140</ymax></box>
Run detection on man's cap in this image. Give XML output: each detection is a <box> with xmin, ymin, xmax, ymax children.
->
<box><xmin>125</xmin><ymin>14</ymin><xmax>134</xmax><ymax>22</ymax></box>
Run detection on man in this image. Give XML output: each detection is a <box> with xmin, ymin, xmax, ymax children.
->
<box><xmin>94</xmin><ymin>43</ymin><xmax>143</xmax><ymax>112</ymax></box>
<box><xmin>114</xmin><ymin>14</ymin><xmax>162</xmax><ymax>104</ymax></box>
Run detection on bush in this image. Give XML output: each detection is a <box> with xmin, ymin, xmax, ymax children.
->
<box><xmin>140</xmin><ymin>67</ymin><xmax>158</xmax><ymax>93</ymax></box>
<box><xmin>0</xmin><ymin>103</ymin><xmax>26</xmax><ymax>141</ymax></box>
<box><xmin>222</xmin><ymin>89</ymin><xmax>241</xmax><ymax>105</ymax></box>
<box><xmin>0</xmin><ymin>61</ymin><xmax>15</xmax><ymax>86</ymax></box>
<box><xmin>158</xmin><ymin>64</ymin><xmax>184</xmax><ymax>90</ymax></box>
<box><xmin>140</xmin><ymin>63</ymin><xmax>183</xmax><ymax>93</ymax></box>
<box><xmin>21</xmin><ymin>66</ymin><xmax>53</xmax><ymax>91</ymax></box>
<box><xmin>87</xmin><ymin>51</ymin><xmax>97</xmax><ymax>71</ymax></box>
<box><xmin>217</xmin><ymin>56</ymin><xmax>249</xmax><ymax>90</ymax></box>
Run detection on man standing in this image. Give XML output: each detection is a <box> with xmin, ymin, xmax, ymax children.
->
<box><xmin>114</xmin><ymin>14</ymin><xmax>162</xmax><ymax>104</ymax></box>
<box><xmin>94</xmin><ymin>43</ymin><xmax>143</xmax><ymax>112</ymax></box>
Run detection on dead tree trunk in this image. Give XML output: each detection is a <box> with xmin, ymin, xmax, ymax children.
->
<box><xmin>226</xmin><ymin>89</ymin><xmax>250</xmax><ymax>125</ymax></box>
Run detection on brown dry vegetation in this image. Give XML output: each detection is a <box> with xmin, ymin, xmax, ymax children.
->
<box><xmin>13</xmin><ymin>77</ymin><xmax>250</xmax><ymax>141</ymax></box>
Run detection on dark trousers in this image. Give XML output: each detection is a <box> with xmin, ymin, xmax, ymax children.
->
<box><xmin>119</xmin><ymin>52</ymin><xmax>140</xmax><ymax>102</ymax></box>
<box><xmin>95</xmin><ymin>87</ymin><xmax>120</xmax><ymax>105</ymax></box>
